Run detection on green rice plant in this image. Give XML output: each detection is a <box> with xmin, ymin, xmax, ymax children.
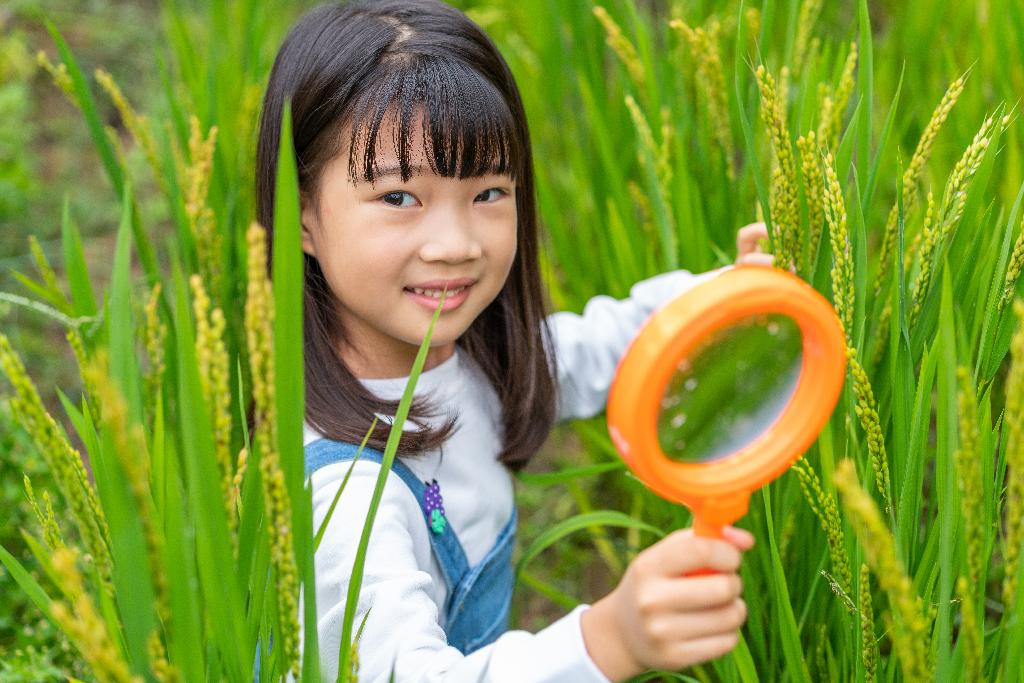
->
<box><xmin>1</xmin><ymin>6</ymin><xmax>448</xmax><ymax>680</ymax></box>
<box><xmin>0</xmin><ymin>115</ymin><xmax>446</xmax><ymax>683</ymax></box>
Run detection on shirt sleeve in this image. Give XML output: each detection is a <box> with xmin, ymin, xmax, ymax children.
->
<box><xmin>309</xmin><ymin>462</ymin><xmax>614</xmax><ymax>683</ymax></box>
<box><xmin>547</xmin><ymin>266</ymin><xmax>732</xmax><ymax>423</ymax></box>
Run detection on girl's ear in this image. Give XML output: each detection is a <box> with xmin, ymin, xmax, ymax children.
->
<box><xmin>300</xmin><ymin>193</ymin><xmax>318</xmax><ymax>257</ymax></box>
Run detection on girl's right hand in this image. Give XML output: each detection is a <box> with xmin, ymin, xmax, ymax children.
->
<box><xmin>580</xmin><ymin>526</ymin><xmax>754</xmax><ymax>682</ymax></box>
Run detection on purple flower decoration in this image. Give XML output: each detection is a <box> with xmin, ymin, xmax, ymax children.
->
<box><xmin>424</xmin><ymin>478</ymin><xmax>447</xmax><ymax>534</ymax></box>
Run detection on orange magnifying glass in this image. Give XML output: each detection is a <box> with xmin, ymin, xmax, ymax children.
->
<box><xmin>607</xmin><ymin>265</ymin><xmax>847</xmax><ymax>545</ymax></box>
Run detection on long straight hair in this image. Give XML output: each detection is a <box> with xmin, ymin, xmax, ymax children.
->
<box><xmin>254</xmin><ymin>0</ymin><xmax>558</xmax><ymax>470</ymax></box>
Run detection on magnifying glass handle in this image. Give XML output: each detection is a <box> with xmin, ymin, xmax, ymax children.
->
<box><xmin>686</xmin><ymin>517</ymin><xmax>725</xmax><ymax>577</ymax></box>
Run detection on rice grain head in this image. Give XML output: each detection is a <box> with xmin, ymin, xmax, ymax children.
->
<box><xmin>146</xmin><ymin>629</ymin><xmax>178</xmax><ymax>683</ymax></box>
<box><xmin>626</xmin><ymin>180</ymin><xmax>656</xmax><ymax>241</ymax></box>
<box><xmin>1002</xmin><ymin>300</ymin><xmax>1024</xmax><ymax>608</ymax></box>
<box><xmin>938</xmin><ymin>112</ymin><xmax>995</xmax><ymax>231</ymax></box>
<box><xmin>28</xmin><ymin>235</ymin><xmax>62</xmax><ymax>303</ymax></box>
<box><xmin>816</xmin><ymin>82</ymin><xmax>835</xmax><ymax>146</ymax></box>
<box><xmin>231</xmin><ymin>445</ymin><xmax>249</xmax><ymax>519</ymax></box>
<box><xmin>593</xmin><ymin>6</ymin><xmax>646</xmax><ymax>93</ymax></box>
<box><xmin>185</xmin><ymin>116</ymin><xmax>223</xmax><ymax>296</ymax></box>
<box><xmin>797</xmin><ymin>132</ymin><xmax>825</xmax><ymax>275</ymax></box>
<box><xmin>85</xmin><ymin>352</ymin><xmax>171</xmax><ymax>627</ymax></box>
<box><xmin>1000</xmin><ymin>211</ymin><xmax>1024</xmax><ymax>312</ymax></box>
<box><xmin>23</xmin><ymin>474</ymin><xmax>64</xmax><ymax>551</ymax></box>
<box><xmin>822</xmin><ymin>151</ymin><xmax>854</xmax><ymax>341</ymax></box>
<box><xmin>875</xmin><ymin>72</ymin><xmax>967</xmax><ymax>297</ymax></box>
<box><xmin>624</xmin><ymin>95</ymin><xmax>666</xmax><ymax>186</ymax></box>
<box><xmin>908</xmin><ymin>113</ymin><xmax>996</xmax><ymax>330</ymax></box>
<box><xmin>845</xmin><ymin>346</ymin><xmax>893</xmax><ymax>515</ymax></box>
<box><xmin>859</xmin><ymin>563</ymin><xmax>877</xmax><ymax>683</ymax></box>
<box><xmin>0</xmin><ymin>333</ymin><xmax>113</xmax><ymax>593</ymax></box>
<box><xmin>143</xmin><ymin>283</ymin><xmax>166</xmax><ymax>412</ymax></box>
<box><xmin>245</xmin><ymin>222</ymin><xmax>301</xmax><ymax>677</ymax></box>
<box><xmin>821</xmin><ymin>42</ymin><xmax>858</xmax><ymax>150</ymax></box>
<box><xmin>954</xmin><ymin>366</ymin><xmax>984</xmax><ymax>585</ymax></box>
<box><xmin>755</xmin><ymin>65</ymin><xmax>800</xmax><ymax>271</ymax></box>
<box><xmin>670</xmin><ymin>16</ymin><xmax>735</xmax><ymax>177</ymax></box>
<box><xmin>908</xmin><ymin>190</ymin><xmax>938</xmax><ymax>329</ymax></box>
<box><xmin>190</xmin><ymin>274</ymin><xmax>236</xmax><ymax>542</ymax></box>
<box><xmin>49</xmin><ymin>546</ymin><xmax>139</xmax><ymax>683</ymax></box>
<box><xmin>792</xmin><ymin>0</ymin><xmax>824</xmax><ymax>74</ymax></box>
<box><xmin>104</xmin><ymin>124</ymin><xmax>130</xmax><ymax>174</ymax></box>
<box><xmin>793</xmin><ymin>459</ymin><xmax>853</xmax><ymax>596</ymax></box>
<box><xmin>35</xmin><ymin>50</ymin><xmax>76</xmax><ymax>104</ymax></box>
<box><xmin>957</xmin><ymin>575</ymin><xmax>983</xmax><ymax>682</ymax></box>
<box><xmin>624</xmin><ymin>95</ymin><xmax>676</xmax><ymax>260</ymax></box>
<box><xmin>66</xmin><ymin>327</ymin><xmax>99</xmax><ymax>422</ymax></box>
<box><xmin>95</xmin><ymin>67</ymin><xmax>164</xmax><ymax>192</ymax></box>
<box><xmin>834</xmin><ymin>459</ymin><xmax>931</xmax><ymax>683</ymax></box>
<box><xmin>745</xmin><ymin>7</ymin><xmax>761</xmax><ymax>39</ymax></box>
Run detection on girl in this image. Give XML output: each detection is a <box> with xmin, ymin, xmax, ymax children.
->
<box><xmin>255</xmin><ymin>1</ymin><xmax>772</xmax><ymax>680</ymax></box>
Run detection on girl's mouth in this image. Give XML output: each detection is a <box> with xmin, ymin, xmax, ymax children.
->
<box><xmin>403</xmin><ymin>284</ymin><xmax>472</xmax><ymax>311</ymax></box>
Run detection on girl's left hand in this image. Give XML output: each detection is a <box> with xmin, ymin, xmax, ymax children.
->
<box><xmin>734</xmin><ymin>221</ymin><xmax>774</xmax><ymax>266</ymax></box>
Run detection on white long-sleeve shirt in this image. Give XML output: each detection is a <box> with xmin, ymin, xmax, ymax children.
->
<box><xmin>306</xmin><ymin>267</ymin><xmax>729</xmax><ymax>683</ymax></box>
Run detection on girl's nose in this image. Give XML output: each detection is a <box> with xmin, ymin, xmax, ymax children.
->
<box><xmin>418</xmin><ymin>210</ymin><xmax>483</xmax><ymax>263</ymax></box>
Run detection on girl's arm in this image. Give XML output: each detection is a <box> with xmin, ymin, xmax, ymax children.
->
<box><xmin>308</xmin><ymin>461</ymin><xmax>613</xmax><ymax>683</ymax></box>
<box><xmin>546</xmin><ymin>266</ymin><xmax>730</xmax><ymax>423</ymax></box>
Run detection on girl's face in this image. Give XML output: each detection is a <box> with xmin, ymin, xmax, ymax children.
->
<box><xmin>300</xmin><ymin>114</ymin><xmax>518</xmax><ymax>379</ymax></box>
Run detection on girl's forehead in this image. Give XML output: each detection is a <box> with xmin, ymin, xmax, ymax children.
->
<box><xmin>350</xmin><ymin>111</ymin><xmax>429</xmax><ymax>167</ymax></box>
<box><xmin>343</xmin><ymin>108</ymin><xmax>425</xmax><ymax>168</ymax></box>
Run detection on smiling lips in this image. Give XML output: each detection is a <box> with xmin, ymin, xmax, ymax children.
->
<box><xmin>403</xmin><ymin>279</ymin><xmax>476</xmax><ymax>311</ymax></box>
<box><xmin>404</xmin><ymin>277</ymin><xmax>476</xmax><ymax>298</ymax></box>
<box><xmin>407</xmin><ymin>285</ymin><xmax>467</xmax><ymax>297</ymax></box>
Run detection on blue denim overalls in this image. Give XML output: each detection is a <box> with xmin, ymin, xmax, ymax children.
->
<box><xmin>254</xmin><ymin>437</ymin><xmax>516</xmax><ymax>678</ymax></box>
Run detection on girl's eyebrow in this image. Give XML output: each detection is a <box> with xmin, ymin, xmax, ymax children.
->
<box><xmin>370</xmin><ymin>164</ymin><xmax>513</xmax><ymax>181</ymax></box>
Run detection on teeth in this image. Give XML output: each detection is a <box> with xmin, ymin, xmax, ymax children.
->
<box><xmin>409</xmin><ymin>286</ymin><xmax>466</xmax><ymax>298</ymax></box>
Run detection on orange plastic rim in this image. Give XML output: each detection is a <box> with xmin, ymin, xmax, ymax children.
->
<box><xmin>607</xmin><ymin>265</ymin><xmax>847</xmax><ymax>531</ymax></box>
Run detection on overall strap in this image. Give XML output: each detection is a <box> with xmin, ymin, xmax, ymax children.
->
<box><xmin>305</xmin><ymin>438</ymin><xmax>471</xmax><ymax>591</ymax></box>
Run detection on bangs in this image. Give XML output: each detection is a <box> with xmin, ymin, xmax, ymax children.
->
<box><xmin>345</xmin><ymin>54</ymin><xmax>521</xmax><ymax>184</ymax></box>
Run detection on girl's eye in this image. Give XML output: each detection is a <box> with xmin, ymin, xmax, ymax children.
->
<box><xmin>475</xmin><ymin>188</ymin><xmax>508</xmax><ymax>203</ymax></box>
<box><xmin>378</xmin><ymin>188</ymin><xmax>508</xmax><ymax>206</ymax></box>
<box><xmin>380</xmin><ymin>191</ymin><xmax>417</xmax><ymax>208</ymax></box>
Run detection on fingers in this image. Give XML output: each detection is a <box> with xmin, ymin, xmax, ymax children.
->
<box><xmin>736</xmin><ymin>221</ymin><xmax>768</xmax><ymax>255</ymax></box>
<box><xmin>651</xmin><ymin>598</ymin><xmax>749</xmax><ymax>641</ymax></box>
<box><xmin>647</xmin><ymin>528</ymin><xmax>744</xmax><ymax>576</ymax></box>
<box><xmin>666</xmin><ymin>630</ymin><xmax>743</xmax><ymax>667</ymax></box>
<box><xmin>736</xmin><ymin>252</ymin><xmax>775</xmax><ymax>267</ymax></box>
<box><xmin>646</xmin><ymin>573</ymin><xmax>743</xmax><ymax>612</ymax></box>
<box><xmin>610</xmin><ymin>529</ymin><xmax>753</xmax><ymax>675</ymax></box>
<box><xmin>721</xmin><ymin>525</ymin><xmax>755</xmax><ymax>551</ymax></box>
<box><xmin>736</xmin><ymin>251</ymin><xmax>799</xmax><ymax>275</ymax></box>
<box><xmin>639</xmin><ymin>600</ymin><xmax>747</xmax><ymax>670</ymax></box>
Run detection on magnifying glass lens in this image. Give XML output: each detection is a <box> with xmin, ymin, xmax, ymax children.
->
<box><xmin>657</xmin><ymin>313</ymin><xmax>803</xmax><ymax>463</ymax></box>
